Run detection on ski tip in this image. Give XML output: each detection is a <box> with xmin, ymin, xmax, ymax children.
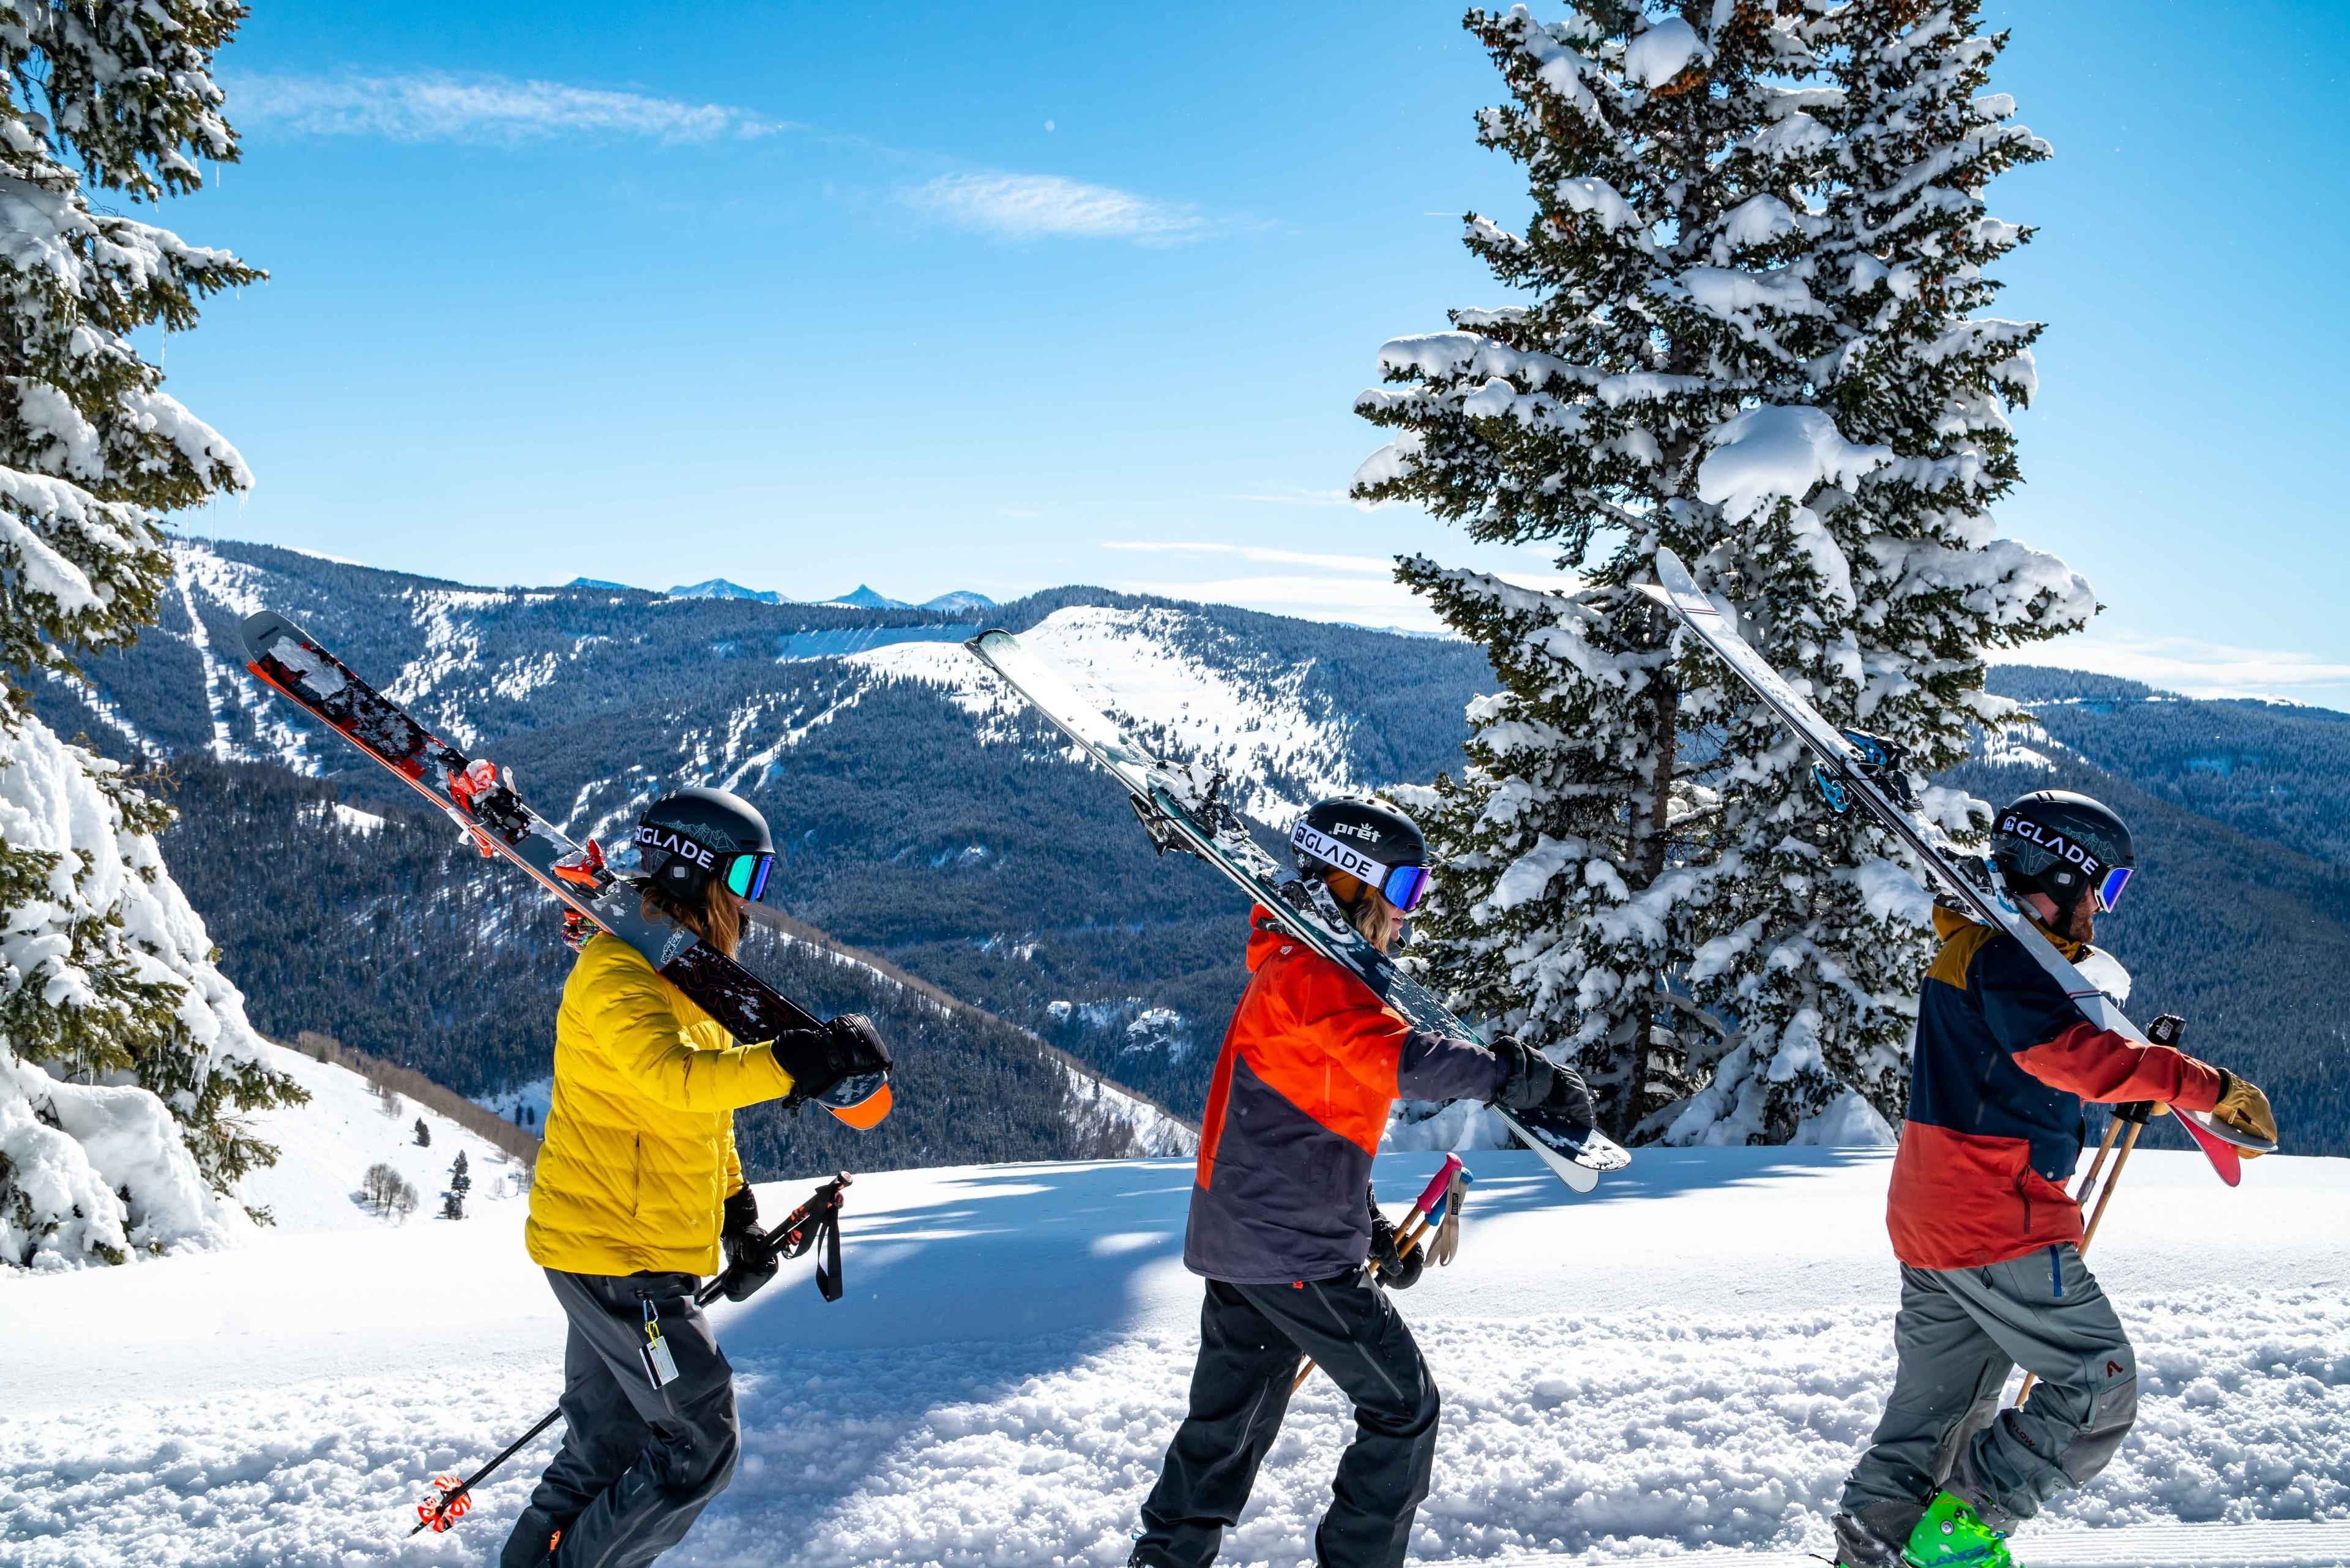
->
<box><xmin>238</xmin><ymin>610</ymin><xmax>310</xmax><ymax>663</ymax></box>
<box><xmin>2177</xmin><ymin>1109</ymin><xmax>2258</xmax><ymax>1185</ymax></box>
<box><xmin>820</xmin><ymin>1074</ymin><xmax>893</xmax><ymax>1131</ymax></box>
<box><xmin>965</xmin><ymin>628</ymin><xmax>1016</xmax><ymax>656</ymax></box>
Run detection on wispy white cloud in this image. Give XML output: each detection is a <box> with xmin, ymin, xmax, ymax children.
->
<box><xmin>903</xmin><ymin>171</ymin><xmax>1206</xmax><ymax>244</ymax></box>
<box><xmin>1102</xmin><ymin>540</ymin><xmax>1578</xmax><ymax>632</ymax></box>
<box><xmin>1226</xmin><ymin>487</ymin><xmax>1367</xmax><ymax>509</ymax></box>
<box><xmin>1114</xmin><ymin>572</ymin><xmax>1437</xmax><ymax>629</ymax></box>
<box><xmin>1991</xmin><ymin>631</ymin><xmax>2350</xmax><ymax>706</ymax></box>
<box><xmin>1104</xmin><ymin>540</ymin><xmax>1396</xmax><ymax>576</ymax></box>
<box><xmin>228</xmin><ymin>71</ymin><xmax>792</xmax><ymax>143</ymax></box>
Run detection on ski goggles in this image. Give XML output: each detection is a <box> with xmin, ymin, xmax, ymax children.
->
<box><xmin>1291</xmin><ymin>821</ymin><xmax>1432</xmax><ymax>914</ymax></box>
<box><xmin>2093</xmin><ymin>865</ymin><xmax>2133</xmax><ymax>914</ymax></box>
<box><xmin>725</xmin><ymin>850</ymin><xmax>774</xmax><ymax>902</ymax></box>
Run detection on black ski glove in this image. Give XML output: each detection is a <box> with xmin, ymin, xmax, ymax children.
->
<box><xmin>717</xmin><ymin>1185</ymin><xmax>780</xmax><ymax>1302</ymax></box>
<box><xmin>1488</xmin><ymin>1035</ymin><xmax>1556</xmax><ymax>1111</ymax></box>
<box><xmin>1366</xmin><ymin>1185</ymin><xmax>1424</xmax><ymax>1291</ymax></box>
<box><xmin>722</xmin><ymin>1185</ymin><xmax>759</xmax><ymax>1242</ymax></box>
<box><xmin>1543</xmin><ymin>1059</ymin><xmax>1599</xmax><ymax>1132</ymax></box>
<box><xmin>774</xmin><ymin>1013</ymin><xmax>893</xmax><ymax>1105</ymax></box>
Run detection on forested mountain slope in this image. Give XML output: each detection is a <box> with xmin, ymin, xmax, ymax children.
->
<box><xmin>50</xmin><ymin>544</ymin><xmax>2350</xmax><ymax>1161</ymax></box>
<box><xmin>1956</xmin><ymin>667</ymin><xmax>2350</xmax><ymax>1155</ymax></box>
<box><xmin>1988</xmin><ymin>666</ymin><xmax>2350</xmax><ymax>869</ymax></box>
<box><xmin>57</xmin><ymin>540</ymin><xmax>1491</xmax><ymax>1161</ymax></box>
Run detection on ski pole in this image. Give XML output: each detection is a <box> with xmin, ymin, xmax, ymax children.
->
<box><xmin>2015</xmin><ymin>1103</ymin><xmax>2153</xmax><ymax>1406</ymax></box>
<box><xmin>2072</xmin><ymin>1115</ymin><xmax>2125</xmax><ymax>1204</ymax></box>
<box><xmin>410</xmin><ymin>1172</ymin><xmax>852</xmax><ymax>1535</ymax></box>
<box><xmin>410</xmin><ymin>1408</ymin><xmax>563</xmax><ymax>1536</ymax></box>
<box><xmin>1292</xmin><ymin>1155</ymin><xmax>1463</xmax><ymax>1395</ymax></box>
<box><xmin>2078</xmin><ymin>1103</ymin><xmax>2154</xmax><ymax>1256</ymax></box>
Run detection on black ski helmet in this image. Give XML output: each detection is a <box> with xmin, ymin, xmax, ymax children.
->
<box><xmin>1291</xmin><ymin>797</ymin><xmax>1432</xmax><ymax>913</ymax></box>
<box><xmin>634</xmin><ymin>787</ymin><xmax>775</xmax><ymax>901</ymax></box>
<box><xmin>1991</xmin><ymin>789</ymin><xmax>2135</xmax><ymax>916</ymax></box>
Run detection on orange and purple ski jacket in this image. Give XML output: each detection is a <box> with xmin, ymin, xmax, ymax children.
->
<box><xmin>1887</xmin><ymin>906</ymin><xmax>2225</xmax><ymax>1271</ymax></box>
<box><xmin>1184</xmin><ymin>907</ymin><xmax>1505</xmax><ymax>1284</ymax></box>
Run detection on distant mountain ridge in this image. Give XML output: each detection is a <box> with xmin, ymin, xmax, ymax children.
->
<box><xmin>573</xmin><ymin>574</ymin><xmax>999</xmax><ymax>613</ymax></box>
<box><xmin>59</xmin><ymin>537</ymin><xmax>1491</xmax><ymax>1152</ymax></box>
<box><xmin>45</xmin><ymin>540</ymin><xmax>2350</xmax><ymax>1162</ymax></box>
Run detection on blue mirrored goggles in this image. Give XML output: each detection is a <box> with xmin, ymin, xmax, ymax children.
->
<box><xmin>1380</xmin><ymin>862</ymin><xmax>1432</xmax><ymax>915</ymax></box>
<box><xmin>724</xmin><ymin>851</ymin><xmax>774</xmax><ymax>902</ymax></box>
<box><xmin>2094</xmin><ymin>865</ymin><xmax>2133</xmax><ymax>914</ymax></box>
<box><xmin>1291</xmin><ymin>820</ymin><xmax>1432</xmax><ymax>914</ymax></box>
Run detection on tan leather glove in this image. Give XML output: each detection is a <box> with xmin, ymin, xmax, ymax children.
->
<box><xmin>2210</xmin><ymin>1069</ymin><xmax>2276</xmax><ymax>1153</ymax></box>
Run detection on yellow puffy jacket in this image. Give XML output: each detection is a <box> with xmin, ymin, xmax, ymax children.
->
<box><xmin>525</xmin><ymin>933</ymin><xmax>796</xmax><ymax>1277</ymax></box>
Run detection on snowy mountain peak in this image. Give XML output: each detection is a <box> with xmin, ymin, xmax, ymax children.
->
<box><xmin>824</xmin><ymin>584</ymin><xmax>912</xmax><ymax>609</ymax></box>
<box><xmin>667</xmin><ymin>578</ymin><xmax>789</xmax><ymax>603</ymax></box>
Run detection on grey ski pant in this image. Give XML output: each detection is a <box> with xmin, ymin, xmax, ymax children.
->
<box><xmin>1841</xmin><ymin>1244</ymin><xmax>2138</xmax><ymax>1535</ymax></box>
<box><xmin>1133</xmin><ymin>1274</ymin><xmax>1441</xmax><ymax>1568</ymax></box>
<box><xmin>502</xmin><ymin>1269</ymin><xmax>740</xmax><ymax>1568</ymax></box>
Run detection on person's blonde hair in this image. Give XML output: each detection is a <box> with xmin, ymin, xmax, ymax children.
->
<box><xmin>640</xmin><ymin>874</ymin><xmax>744</xmax><ymax>957</ymax></box>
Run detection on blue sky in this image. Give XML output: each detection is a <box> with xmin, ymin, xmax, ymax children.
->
<box><xmin>154</xmin><ymin>1</ymin><xmax>2349</xmax><ymax>702</ymax></box>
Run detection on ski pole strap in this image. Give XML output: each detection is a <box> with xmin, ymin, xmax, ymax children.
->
<box><xmin>779</xmin><ymin>1181</ymin><xmax>846</xmax><ymax>1302</ymax></box>
<box><xmin>697</xmin><ymin>1171</ymin><xmax>852</xmax><ymax>1307</ymax></box>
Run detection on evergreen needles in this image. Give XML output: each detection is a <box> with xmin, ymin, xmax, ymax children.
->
<box><xmin>1359</xmin><ymin>1</ymin><xmax>2092</xmax><ymax>1142</ymax></box>
<box><xmin>0</xmin><ymin>0</ymin><xmax>304</xmax><ymax>1269</ymax></box>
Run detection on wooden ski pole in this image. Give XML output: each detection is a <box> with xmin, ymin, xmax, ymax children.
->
<box><xmin>2072</xmin><ymin>1115</ymin><xmax>2126</xmax><ymax>1204</ymax></box>
<box><xmin>2015</xmin><ymin>1103</ymin><xmax>2153</xmax><ymax>1405</ymax></box>
<box><xmin>1291</xmin><ymin>1157</ymin><xmax>1461</xmax><ymax>1395</ymax></box>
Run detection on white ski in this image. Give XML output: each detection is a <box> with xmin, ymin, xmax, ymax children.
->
<box><xmin>966</xmin><ymin>628</ymin><xmax>1630</xmax><ymax>1193</ymax></box>
<box><xmin>1639</xmin><ymin>547</ymin><xmax>2272</xmax><ymax>1182</ymax></box>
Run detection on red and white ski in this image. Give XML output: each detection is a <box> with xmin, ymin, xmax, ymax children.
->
<box><xmin>239</xmin><ymin>610</ymin><xmax>892</xmax><ymax>1131</ymax></box>
<box><xmin>1640</xmin><ymin>548</ymin><xmax>2271</xmax><ymax>1182</ymax></box>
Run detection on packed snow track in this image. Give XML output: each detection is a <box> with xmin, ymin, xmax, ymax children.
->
<box><xmin>2</xmin><ymin>1148</ymin><xmax>2346</xmax><ymax>1566</ymax></box>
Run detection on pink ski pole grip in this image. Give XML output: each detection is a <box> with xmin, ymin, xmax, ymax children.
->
<box><xmin>1411</xmin><ymin>1152</ymin><xmax>1464</xmax><ymax>1219</ymax></box>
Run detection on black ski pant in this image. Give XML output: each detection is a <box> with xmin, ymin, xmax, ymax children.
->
<box><xmin>1133</xmin><ymin>1273</ymin><xmax>1440</xmax><ymax>1568</ymax></box>
<box><xmin>502</xmin><ymin>1269</ymin><xmax>740</xmax><ymax>1568</ymax></box>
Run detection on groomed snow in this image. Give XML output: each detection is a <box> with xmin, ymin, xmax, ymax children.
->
<box><xmin>3</xmin><ymin>1147</ymin><xmax>2344</xmax><ymax>1566</ymax></box>
<box><xmin>847</xmin><ymin>607</ymin><xmax>1359</xmax><ymax>826</ymax></box>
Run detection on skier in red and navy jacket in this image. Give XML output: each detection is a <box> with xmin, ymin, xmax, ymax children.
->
<box><xmin>1833</xmin><ymin>791</ymin><xmax>2277</xmax><ymax>1568</ymax></box>
<box><xmin>1130</xmin><ymin>797</ymin><xmax>1592</xmax><ymax>1568</ymax></box>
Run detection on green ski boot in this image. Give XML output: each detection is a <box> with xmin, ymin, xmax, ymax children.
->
<box><xmin>1903</xmin><ymin>1491</ymin><xmax>2014</xmax><ymax>1567</ymax></box>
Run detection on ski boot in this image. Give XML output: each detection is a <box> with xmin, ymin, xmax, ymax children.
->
<box><xmin>1903</xmin><ymin>1490</ymin><xmax>2014</xmax><ymax>1567</ymax></box>
<box><xmin>1829</xmin><ymin>1504</ymin><xmax>1911</xmax><ymax>1566</ymax></box>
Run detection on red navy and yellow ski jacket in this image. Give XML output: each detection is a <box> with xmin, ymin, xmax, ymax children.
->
<box><xmin>1887</xmin><ymin>906</ymin><xmax>2225</xmax><ymax>1271</ymax></box>
<box><xmin>1184</xmin><ymin>907</ymin><xmax>1505</xmax><ymax>1284</ymax></box>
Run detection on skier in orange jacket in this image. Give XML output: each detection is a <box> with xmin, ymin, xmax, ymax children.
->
<box><xmin>1132</xmin><ymin>797</ymin><xmax>1593</xmax><ymax>1568</ymax></box>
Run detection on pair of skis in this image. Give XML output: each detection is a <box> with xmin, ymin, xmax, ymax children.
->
<box><xmin>237</xmin><ymin>613</ymin><xmax>892</xmax><ymax>1131</ymax></box>
<box><xmin>1638</xmin><ymin>548</ymin><xmax>2275</xmax><ymax>1181</ymax></box>
<box><xmin>966</xmin><ymin>632</ymin><xmax>1633</xmax><ymax>1193</ymax></box>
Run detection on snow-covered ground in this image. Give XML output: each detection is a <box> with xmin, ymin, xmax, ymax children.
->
<box><xmin>848</xmin><ymin>605</ymin><xmax>1360</xmax><ymax>826</ymax></box>
<box><xmin>4</xmin><ymin>1138</ymin><xmax>2346</xmax><ymax>1567</ymax></box>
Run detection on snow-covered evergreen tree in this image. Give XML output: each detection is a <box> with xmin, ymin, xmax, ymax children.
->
<box><xmin>0</xmin><ymin>0</ymin><xmax>302</xmax><ymax>1269</ymax></box>
<box><xmin>1357</xmin><ymin>1</ymin><xmax>2091</xmax><ymax>1142</ymax></box>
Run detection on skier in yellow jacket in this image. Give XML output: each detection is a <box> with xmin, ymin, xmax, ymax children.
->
<box><xmin>504</xmin><ymin>788</ymin><xmax>889</xmax><ymax>1568</ymax></box>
